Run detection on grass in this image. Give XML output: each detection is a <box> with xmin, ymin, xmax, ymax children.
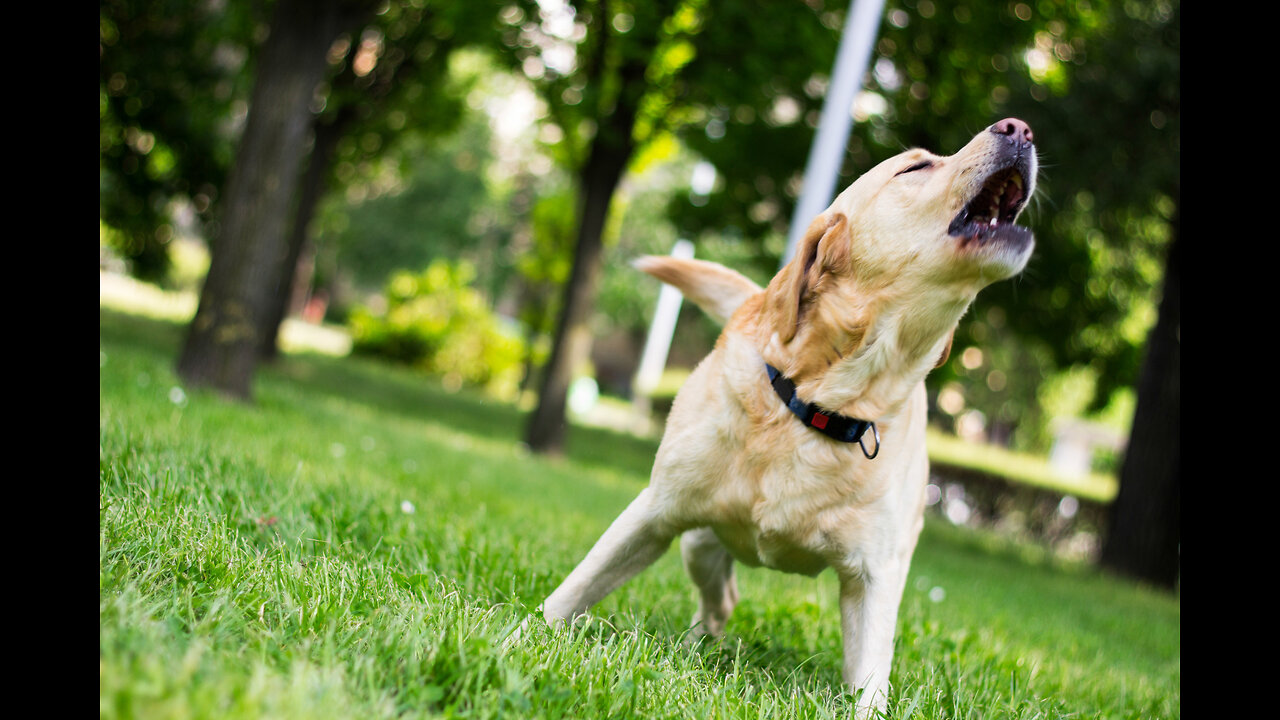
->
<box><xmin>99</xmin><ymin>307</ymin><xmax>1179</xmax><ymax>719</ymax></box>
<box><xmin>925</xmin><ymin>429</ymin><xmax>1117</xmax><ymax>503</ymax></box>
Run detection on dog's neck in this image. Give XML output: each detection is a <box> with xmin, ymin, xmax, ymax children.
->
<box><xmin>760</xmin><ymin>287</ymin><xmax>974</xmax><ymax>423</ymax></box>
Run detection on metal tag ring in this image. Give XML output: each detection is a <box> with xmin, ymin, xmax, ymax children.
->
<box><xmin>859</xmin><ymin>422</ymin><xmax>880</xmax><ymax>459</ymax></box>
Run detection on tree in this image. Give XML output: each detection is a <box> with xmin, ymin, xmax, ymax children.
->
<box><xmin>256</xmin><ymin>1</ymin><xmax>504</xmax><ymax>360</ymax></box>
<box><xmin>966</xmin><ymin>0</ymin><xmax>1179</xmax><ymax>587</ymax></box>
<box><xmin>99</xmin><ymin>0</ymin><xmax>260</xmax><ymax>282</ymax></box>
<box><xmin>1022</xmin><ymin>0</ymin><xmax>1177</xmax><ymax>589</ymax></box>
<box><xmin>1101</xmin><ymin>212</ymin><xmax>1178</xmax><ymax>589</ymax></box>
<box><xmin>496</xmin><ymin>0</ymin><xmax>698</xmax><ymax>454</ymax></box>
<box><xmin>176</xmin><ymin>0</ymin><xmax>376</xmax><ymax>398</ymax></box>
<box><xmin>502</xmin><ymin>0</ymin><xmax>848</xmax><ymax>454</ymax></box>
<box><xmin>513</xmin><ymin>187</ymin><xmax>577</xmax><ymax>392</ymax></box>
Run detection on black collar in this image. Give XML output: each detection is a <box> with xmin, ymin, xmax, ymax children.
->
<box><xmin>765</xmin><ymin>364</ymin><xmax>880</xmax><ymax>459</ymax></box>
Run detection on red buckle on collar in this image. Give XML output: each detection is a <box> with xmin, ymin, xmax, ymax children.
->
<box><xmin>810</xmin><ymin>412</ymin><xmax>830</xmax><ymax>429</ymax></box>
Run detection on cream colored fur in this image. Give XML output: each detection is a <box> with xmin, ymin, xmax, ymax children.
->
<box><xmin>543</xmin><ymin>121</ymin><xmax>1038</xmax><ymax>716</ymax></box>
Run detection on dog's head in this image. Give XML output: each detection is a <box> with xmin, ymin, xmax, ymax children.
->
<box><xmin>761</xmin><ymin>119</ymin><xmax>1037</xmax><ymax>408</ymax></box>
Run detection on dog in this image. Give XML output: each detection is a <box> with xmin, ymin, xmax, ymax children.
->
<box><xmin>542</xmin><ymin>118</ymin><xmax>1037</xmax><ymax>715</ymax></box>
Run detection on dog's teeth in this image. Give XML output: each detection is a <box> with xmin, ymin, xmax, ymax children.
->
<box><xmin>1011</xmin><ymin>174</ymin><xmax>1023</xmax><ymax>190</ymax></box>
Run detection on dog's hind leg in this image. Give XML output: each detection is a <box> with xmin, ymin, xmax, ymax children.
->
<box><xmin>542</xmin><ymin>488</ymin><xmax>677</xmax><ymax>624</ymax></box>
<box><xmin>681</xmin><ymin>527</ymin><xmax>738</xmax><ymax>640</ymax></box>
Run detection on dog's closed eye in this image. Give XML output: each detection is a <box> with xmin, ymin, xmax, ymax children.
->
<box><xmin>895</xmin><ymin>160</ymin><xmax>933</xmax><ymax>176</ymax></box>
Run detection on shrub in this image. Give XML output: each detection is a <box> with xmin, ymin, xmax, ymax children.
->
<box><xmin>348</xmin><ymin>260</ymin><xmax>525</xmax><ymax>399</ymax></box>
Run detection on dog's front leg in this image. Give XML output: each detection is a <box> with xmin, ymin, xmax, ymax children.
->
<box><xmin>839</xmin><ymin>564</ymin><xmax>906</xmax><ymax>718</ymax></box>
<box><xmin>543</xmin><ymin>488</ymin><xmax>677</xmax><ymax>624</ymax></box>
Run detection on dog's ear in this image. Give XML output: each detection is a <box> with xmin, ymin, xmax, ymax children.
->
<box><xmin>773</xmin><ymin>212</ymin><xmax>850</xmax><ymax>343</ymax></box>
<box><xmin>933</xmin><ymin>330</ymin><xmax>954</xmax><ymax>369</ymax></box>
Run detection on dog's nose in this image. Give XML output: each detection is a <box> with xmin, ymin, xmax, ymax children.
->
<box><xmin>990</xmin><ymin>117</ymin><xmax>1033</xmax><ymax>144</ymax></box>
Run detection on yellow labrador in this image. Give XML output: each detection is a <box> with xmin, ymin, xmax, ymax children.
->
<box><xmin>543</xmin><ymin>119</ymin><xmax>1037</xmax><ymax>715</ymax></box>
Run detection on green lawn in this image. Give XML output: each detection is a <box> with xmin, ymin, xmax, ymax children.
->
<box><xmin>99</xmin><ymin>308</ymin><xmax>1179</xmax><ymax>719</ymax></box>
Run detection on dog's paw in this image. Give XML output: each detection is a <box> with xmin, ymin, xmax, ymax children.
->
<box><xmin>540</xmin><ymin>600</ymin><xmax>595</xmax><ymax>631</ymax></box>
<box><xmin>540</xmin><ymin>598</ymin><xmax>566</xmax><ymax>624</ymax></box>
<box><xmin>683</xmin><ymin>615</ymin><xmax>726</xmax><ymax>647</ymax></box>
<box><xmin>849</xmin><ymin>685</ymin><xmax>890</xmax><ymax>720</ymax></box>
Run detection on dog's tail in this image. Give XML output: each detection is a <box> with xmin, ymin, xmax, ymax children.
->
<box><xmin>633</xmin><ymin>256</ymin><xmax>762</xmax><ymax>325</ymax></box>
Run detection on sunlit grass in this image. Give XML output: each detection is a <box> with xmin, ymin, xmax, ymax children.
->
<box><xmin>100</xmin><ymin>307</ymin><xmax>1177</xmax><ymax>719</ymax></box>
<box><xmin>925</xmin><ymin>428</ymin><xmax>1117</xmax><ymax>503</ymax></box>
<box><xmin>99</xmin><ymin>270</ymin><xmax>352</xmax><ymax>356</ymax></box>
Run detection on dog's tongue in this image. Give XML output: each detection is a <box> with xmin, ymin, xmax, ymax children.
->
<box><xmin>1001</xmin><ymin>180</ymin><xmax>1024</xmax><ymax>215</ymax></box>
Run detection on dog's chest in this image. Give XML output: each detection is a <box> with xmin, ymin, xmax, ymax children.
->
<box><xmin>754</xmin><ymin>528</ymin><xmax>833</xmax><ymax>575</ymax></box>
<box><xmin>712</xmin><ymin>506</ymin><xmax>858</xmax><ymax>576</ymax></box>
<box><xmin>712</xmin><ymin>456</ymin><xmax>881</xmax><ymax>576</ymax></box>
<box><xmin>711</xmin><ymin>520</ymin><xmax>831</xmax><ymax>575</ymax></box>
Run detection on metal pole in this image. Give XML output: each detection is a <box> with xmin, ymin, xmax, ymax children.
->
<box><xmin>782</xmin><ymin>0</ymin><xmax>886</xmax><ymax>266</ymax></box>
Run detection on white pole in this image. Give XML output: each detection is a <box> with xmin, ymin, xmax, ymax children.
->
<box><xmin>782</xmin><ymin>0</ymin><xmax>886</xmax><ymax>266</ymax></box>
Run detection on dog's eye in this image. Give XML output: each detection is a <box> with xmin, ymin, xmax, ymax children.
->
<box><xmin>895</xmin><ymin>160</ymin><xmax>933</xmax><ymax>176</ymax></box>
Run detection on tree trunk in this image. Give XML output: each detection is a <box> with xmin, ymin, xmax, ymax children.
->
<box><xmin>523</xmin><ymin>142</ymin><xmax>633</xmax><ymax>454</ymax></box>
<box><xmin>257</xmin><ymin>111</ymin><xmax>351</xmax><ymax>361</ymax></box>
<box><xmin>257</xmin><ymin>4</ymin><xmax>439</xmax><ymax>361</ymax></box>
<box><xmin>177</xmin><ymin>0</ymin><xmax>366</xmax><ymax>396</ymax></box>
<box><xmin>523</xmin><ymin>79</ymin><xmax>643</xmax><ymax>454</ymax></box>
<box><xmin>1100</xmin><ymin>203</ymin><xmax>1180</xmax><ymax>590</ymax></box>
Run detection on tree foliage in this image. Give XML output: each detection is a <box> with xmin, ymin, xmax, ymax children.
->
<box><xmin>99</xmin><ymin>0</ymin><xmax>261</xmax><ymax>281</ymax></box>
<box><xmin>309</xmin><ymin>0</ymin><xmax>509</xmax><ymax>264</ymax></box>
<box><xmin>999</xmin><ymin>0</ymin><xmax>1178</xmax><ymax>408</ymax></box>
<box><xmin>322</xmin><ymin>116</ymin><xmax>501</xmax><ymax>293</ymax></box>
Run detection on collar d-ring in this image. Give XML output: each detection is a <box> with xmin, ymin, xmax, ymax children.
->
<box><xmin>858</xmin><ymin>422</ymin><xmax>880</xmax><ymax>459</ymax></box>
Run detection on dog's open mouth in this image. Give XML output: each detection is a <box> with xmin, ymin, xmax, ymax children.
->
<box><xmin>947</xmin><ymin>165</ymin><xmax>1032</xmax><ymax>246</ymax></box>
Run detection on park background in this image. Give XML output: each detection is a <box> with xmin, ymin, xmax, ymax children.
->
<box><xmin>100</xmin><ymin>0</ymin><xmax>1179</xmax><ymax>717</ymax></box>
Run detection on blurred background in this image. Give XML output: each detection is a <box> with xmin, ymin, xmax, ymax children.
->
<box><xmin>99</xmin><ymin>0</ymin><xmax>1178</xmax><ymax>589</ymax></box>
